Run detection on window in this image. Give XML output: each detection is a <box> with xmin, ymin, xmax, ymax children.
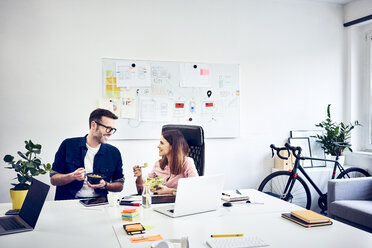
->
<box><xmin>366</xmin><ymin>31</ymin><xmax>372</xmax><ymax>150</ymax></box>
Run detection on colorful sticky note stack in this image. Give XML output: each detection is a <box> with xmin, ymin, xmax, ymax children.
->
<box><xmin>121</xmin><ymin>207</ymin><xmax>140</xmax><ymax>221</ymax></box>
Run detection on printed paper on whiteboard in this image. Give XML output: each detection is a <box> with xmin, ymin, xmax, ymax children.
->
<box><xmin>140</xmin><ymin>97</ymin><xmax>173</xmax><ymax>122</ymax></box>
<box><xmin>99</xmin><ymin>98</ymin><xmax>121</xmax><ymax>117</ymax></box>
<box><xmin>120</xmin><ymin>88</ymin><xmax>137</xmax><ymax>119</ymax></box>
<box><xmin>180</xmin><ymin>63</ymin><xmax>211</xmax><ymax>88</ymax></box>
<box><xmin>116</xmin><ymin>61</ymin><xmax>151</xmax><ymax>88</ymax></box>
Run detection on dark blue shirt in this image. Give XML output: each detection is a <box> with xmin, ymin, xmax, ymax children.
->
<box><xmin>51</xmin><ymin>136</ymin><xmax>124</xmax><ymax>200</ymax></box>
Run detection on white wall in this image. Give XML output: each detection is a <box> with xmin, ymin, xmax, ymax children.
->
<box><xmin>344</xmin><ymin>0</ymin><xmax>372</xmax><ymax>23</ymax></box>
<box><xmin>0</xmin><ymin>0</ymin><xmax>345</xmax><ymax>203</ymax></box>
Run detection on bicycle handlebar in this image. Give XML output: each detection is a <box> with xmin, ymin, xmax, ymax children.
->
<box><xmin>270</xmin><ymin>143</ymin><xmax>303</xmax><ymax>160</ymax></box>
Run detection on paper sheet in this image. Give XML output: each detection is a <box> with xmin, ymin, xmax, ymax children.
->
<box><xmin>180</xmin><ymin>63</ymin><xmax>211</xmax><ymax>88</ymax></box>
<box><xmin>120</xmin><ymin>88</ymin><xmax>137</xmax><ymax>119</ymax></box>
<box><xmin>140</xmin><ymin>97</ymin><xmax>173</xmax><ymax>122</ymax></box>
<box><xmin>116</xmin><ymin>62</ymin><xmax>151</xmax><ymax>88</ymax></box>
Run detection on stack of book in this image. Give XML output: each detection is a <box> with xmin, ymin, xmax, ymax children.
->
<box><xmin>121</xmin><ymin>207</ymin><xmax>140</xmax><ymax>221</ymax></box>
<box><xmin>281</xmin><ymin>210</ymin><xmax>332</xmax><ymax>228</ymax></box>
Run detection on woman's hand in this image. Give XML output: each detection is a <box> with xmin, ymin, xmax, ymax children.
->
<box><xmin>133</xmin><ymin>165</ymin><xmax>142</xmax><ymax>177</ymax></box>
<box><xmin>152</xmin><ymin>184</ymin><xmax>174</xmax><ymax>195</ymax></box>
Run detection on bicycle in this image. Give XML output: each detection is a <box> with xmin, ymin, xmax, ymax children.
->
<box><xmin>258</xmin><ymin>142</ymin><xmax>370</xmax><ymax>213</ymax></box>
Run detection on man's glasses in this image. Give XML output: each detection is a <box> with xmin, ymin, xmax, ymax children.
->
<box><xmin>95</xmin><ymin>121</ymin><xmax>117</xmax><ymax>134</ymax></box>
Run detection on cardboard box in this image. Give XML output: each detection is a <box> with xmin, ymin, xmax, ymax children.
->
<box><xmin>274</xmin><ymin>150</ymin><xmax>295</xmax><ymax>170</ymax></box>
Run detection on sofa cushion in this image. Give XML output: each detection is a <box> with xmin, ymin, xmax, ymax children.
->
<box><xmin>329</xmin><ymin>200</ymin><xmax>372</xmax><ymax>229</ymax></box>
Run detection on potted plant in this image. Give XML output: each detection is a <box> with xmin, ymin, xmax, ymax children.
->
<box><xmin>315</xmin><ymin>104</ymin><xmax>361</xmax><ymax>159</ymax></box>
<box><xmin>3</xmin><ymin>140</ymin><xmax>52</xmax><ymax>209</ymax></box>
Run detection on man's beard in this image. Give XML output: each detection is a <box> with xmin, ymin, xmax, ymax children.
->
<box><xmin>94</xmin><ymin>128</ymin><xmax>107</xmax><ymax>144</ymax></box>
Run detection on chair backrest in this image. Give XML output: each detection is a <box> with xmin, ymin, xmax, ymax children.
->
<box><xmin>162</xmin><ymin>124</ymin><xmax>205</xmax><ymax>176</ymax></box>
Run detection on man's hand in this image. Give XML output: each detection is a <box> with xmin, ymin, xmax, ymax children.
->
<box><xmin>87</xmin><ymin>179</ymin><xmax>106</xmax><ymax>189</ymax></box>
<box><xmin>133</xmin><ymin>165</ymin><xmax>142</xmax><ymax>177</ymax></box>
<box><xmin>71</xmin><ymin>167</ymin><xmax>86</xmax><ymax>181</ymax></box>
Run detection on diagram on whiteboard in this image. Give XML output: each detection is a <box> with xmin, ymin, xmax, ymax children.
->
<box><xmin>101</xmin><ymin>58</ymin><xmax>240</xmax><ymax>139</ymax></box>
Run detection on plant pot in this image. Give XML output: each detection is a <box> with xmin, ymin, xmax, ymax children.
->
<box><xmin>10</xmin><ymin>189</ymin><xmax>28</xmax><ymax>210</ymax></box>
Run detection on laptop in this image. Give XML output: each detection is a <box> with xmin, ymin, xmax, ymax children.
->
<box><xmin>153</xmin><ymin>174</ymin><xmax>224</xmax><ymax>218</ymax></box>
<box><xmin>0</xmin><ymin>178</ymin><xmax>50</xmax><ymax>235</ymax></box>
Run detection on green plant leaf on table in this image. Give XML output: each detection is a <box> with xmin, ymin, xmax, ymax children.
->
<box><xmin>3</xmin><ymin>140</ymin><xmax>53</xmax><ymax>190</ymax></box>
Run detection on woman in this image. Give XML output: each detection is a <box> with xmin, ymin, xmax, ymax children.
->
<box><xmin>133</xmin><ymin>129</ymin><xmax>198</xmax><ymax>195</ymax></box>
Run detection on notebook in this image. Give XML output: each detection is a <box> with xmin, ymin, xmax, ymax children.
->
<box><xmin>281</xmin><ymin>213</ymin><xmax>333</xmax><ymax>228</ymax></box>
<box><xmin>221</xmin><ymin>192</ymin><xmax>250</xmax><ymax>202</ymax></box>
<box><xmin>290</xmin><ymin>210</ymin><xmax>330</xmax><ymax>223</ymax></box>
<box><xmin>153</xmin><ymin>174</ymin><xmax>224</xmax><ymax>218</ymax></box>
<box><xmin>0</xmin><ymin>178</ymin><xmax>50</xmax><ymax>235</ymax></box>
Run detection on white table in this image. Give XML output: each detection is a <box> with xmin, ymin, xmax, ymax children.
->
<box><xmin>1</xmin><ymin>189</ymin><xmax>371</xmax><ymax>248</ymax></box>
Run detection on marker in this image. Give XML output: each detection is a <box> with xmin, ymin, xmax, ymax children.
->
<box><xmin>120</xmin><ymin>202</ymin><xmax>141</xmax><ymax>206</ymax></box>
<box><xmin>211</xmin><ymin>234</ymin><xmax>244</xmax><ymax>238</ymax></box>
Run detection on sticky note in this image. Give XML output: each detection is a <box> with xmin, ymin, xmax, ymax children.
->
<box><xmin>125</xmin><ymin>224</ymin><xmax>143</xmax><ymax>232</ymax></box>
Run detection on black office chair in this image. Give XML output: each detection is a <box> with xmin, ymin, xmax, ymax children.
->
<box><xmin>162</xmin><ymin>124</ymin><xmax>205</xmax><ymax>176</ymax></box>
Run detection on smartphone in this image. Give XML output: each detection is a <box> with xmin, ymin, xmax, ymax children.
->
<box><xmin>79</xmin><ymin>196</ymin><xmax>108</xmax><ymax>207</ymax></box>
<box><xmin>5</xmin><ymin>209</ymin><xmax>20</xmax><ymax>215</ymax></box>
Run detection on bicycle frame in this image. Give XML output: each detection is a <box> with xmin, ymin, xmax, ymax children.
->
<box><xmin>265</xmin><ymin>142</ymin><xmax>368</xmax><ymax>212</ymax></box>
<box><xmin>281</xmin><ymin>156</ymin><xmax>339</xmax><ymax>205</ymax></box>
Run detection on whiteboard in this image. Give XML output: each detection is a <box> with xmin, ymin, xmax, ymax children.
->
<box><xmin>102</xmin><ymin>58</ymin><xmax>240</xmax><ymax>140</ymax></box>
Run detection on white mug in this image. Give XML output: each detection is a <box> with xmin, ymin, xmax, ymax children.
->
<box><xmin>107</xmin><ymin>193</ymin><xmax>119</xmax><ymax>207</ymax></box>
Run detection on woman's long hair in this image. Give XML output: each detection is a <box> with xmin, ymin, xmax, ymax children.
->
<box><xmin>159</xmin><ymin>129</ymin><xmax>189</xmax><ymax>175</ymax></box>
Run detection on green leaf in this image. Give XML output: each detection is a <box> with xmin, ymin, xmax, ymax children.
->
<box><xmin>17</xmin><ymin>174</ymin><xmax>27</xmax><ymax>184</ymax></box>
<box><xmin>17</xmin><ymin>151</ymin><xmax>28</xmax><ymax>160</ymax></box>
<box><xmin>315</xmin><ymin>104</ymin><xmax>360</xmax><ymax>155</ymax></box>
<box><xmin>3</xmin><ymin>155</ymin><xmax>14</xmax><ymax>163</ymax></box>
<box><xmin>13</xmin><ymin>183</ymin><xmax>29</xmax><ymax>190</ymax></box>
<box><xmin>33</xmin><ymin>144</ymin><xmax>41</xmax><ymax>149</ymax></box>
<box><xmin>28</xmin><ymin>140</ymin><xmax>35</xmax><ymax>148</ymax></box>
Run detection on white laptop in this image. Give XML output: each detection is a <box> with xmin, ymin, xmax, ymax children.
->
<box><xmin>153</xmin><ymin>174</ymin><xmax>224</xmax><ymax>218</ymax></box>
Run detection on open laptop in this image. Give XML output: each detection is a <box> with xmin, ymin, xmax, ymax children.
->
<box><xmin>0</xmin><ymin>178</ymin><xmax>50</xmax><ymax>235</ymax></box>
<box><xmin>153</xmin><ymin>174</ymin><xmax>224</xmax><ymax>218</ymax></box>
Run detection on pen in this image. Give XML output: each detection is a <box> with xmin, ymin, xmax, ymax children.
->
<box><xmin>246</xmin><ymin>200</ymin><xmax>264</xmax><ymax>205</ymax></box>
<box><xmin>120</xmin><ymin>202</ymin><xmax>141</xmax><ymax>206</ymax></box>
<box><xmin>211</xmin><ymin>234</ymin><xmax>244</xmax><ymax>238</ymax></box>
<box><xmin>235</xmin><ymin>189</ymin><xmax>242</xmax><ymax>195</ymax></box>
<box><xmin>222</xmin><ymin>192</ymin><xmax>230</xmax><ymax>196</ymax></box>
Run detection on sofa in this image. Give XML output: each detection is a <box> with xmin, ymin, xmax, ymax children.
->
<box><xmin>328</xmin><ymin>177</ymin><xmax>372</xmax><ymax>233</ymax></box>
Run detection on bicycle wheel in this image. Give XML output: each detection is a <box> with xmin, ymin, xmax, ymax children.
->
<box><xmin>258</xmin><ymin>171</ymin><xmax>311</xmax><ymax>209</ymax></box>
<box><xmin>337</xmin><ymin>167</ymin><xmax>370</xmax><ymax>179</ymax></box>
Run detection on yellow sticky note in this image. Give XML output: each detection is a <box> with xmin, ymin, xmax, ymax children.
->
<box><xmin>106</xmin><ymin>70</ymin><xmax>113</xmax><ymax>78</ymax></box>
<box><xmin>125</xmin><ymin>223</ymin><xmax>143</xmax><ymax>232</ymax></box>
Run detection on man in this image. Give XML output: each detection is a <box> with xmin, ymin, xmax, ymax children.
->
<box><xmin>50</xmin><ymin>108</ymin><xmax>124</xmax><ymax>200</ymax></box>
